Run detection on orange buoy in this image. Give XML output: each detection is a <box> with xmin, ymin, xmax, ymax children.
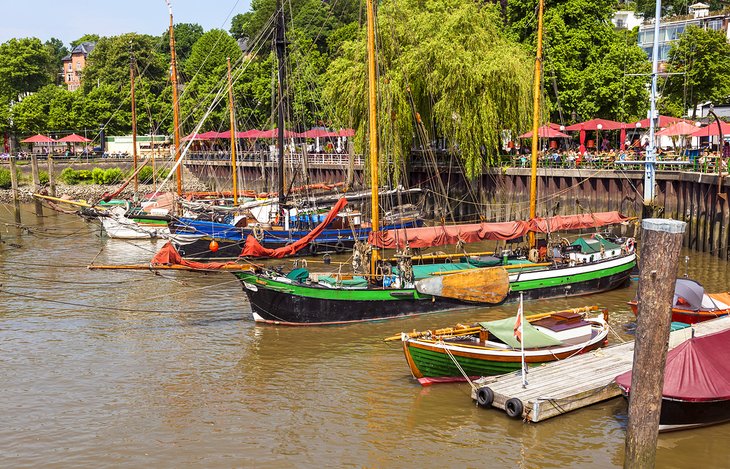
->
<box><xmin>209</xmin><ymin>240</ymin><xmax>219</xmax><ymax>252</ymax></box>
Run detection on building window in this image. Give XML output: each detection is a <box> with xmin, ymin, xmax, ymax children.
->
<box><xmin>67</xmin><ymin>63</ymin><xmax>72</xmax><ymax>71</ymax></box>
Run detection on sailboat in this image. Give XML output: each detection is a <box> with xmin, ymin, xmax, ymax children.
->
<box><xmin>229</xmin><ymin>0</ymin><xmax>636</xmax><ymax>325</ymax></box>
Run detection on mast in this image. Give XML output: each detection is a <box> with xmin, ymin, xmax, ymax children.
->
<box><xmin>366</xmin><ymin>0</ymin><xmax>380</xmax><ymax>273</ymax></box>
<box><xmin>275</xmin><ymin>0</ymin><xmax>287</xmax><ymax>207</ymax></box>
<box><xmin>227</xmin><ymin>57</ymin><xmax>239</xmax><ymax>205</ymax></box>
<box><xmin>528</xmin><ymin>0</ymin><xmax>544</xmax><ymax>248</ymax></box>
<box><xmin>130</xmin><ymin>42</ymin><xmax>138</xmax><ymax>193</ymax></box>
<box><xmin>167</xmin><ymin>1</ymin><xmax>183</xmax><ymax>196</ymax></box>
<box><xmin>644</xmin><ymin>0</ymin><xmax>661</xmax><ymax>213</ymax></box>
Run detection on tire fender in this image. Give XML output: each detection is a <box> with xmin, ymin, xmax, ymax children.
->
<box><xmin>505</xmin><ymin>398</ymin><xmax>524</xmax><ymax>419</ymax></box>
<box><xmin>476</xmin><ymin>387</ymin><xmax>494</xmax><ymax>408</ymax></box>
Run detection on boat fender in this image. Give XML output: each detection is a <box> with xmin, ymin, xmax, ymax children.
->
<box><xmin>309</xmin><ymin>243</ymin><xmax>319</xmax><ymax>255</ymax></box>
<box><xmin>505</xmin><ymin>398</ymin><xmax>523</xmax><ymax>419</ymax></box>
<box><xmin>528</xmin><ymin>248</ymin><xmax>539</xmax><ymax>264</ymax></box>
<box><xmin>476</xmin><ymin>387</ymin><xmax>494</xmax><ymax>408</ymax></box>
<box><xmin>335</xmin><ymin>240</ymin><xmax>345</xmax><ymax>253</ymax></box>
<box><xmin>624</xmin><ymin>237</ymin><xmax>635</xmax><ymax>253</ymax></box>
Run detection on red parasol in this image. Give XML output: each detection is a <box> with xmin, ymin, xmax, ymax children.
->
<box><xmin>518</xmin><ymin>125</ymin><xmax>569</xmax><ymax>139</ymax></box>
<box><xmin>564</xmin><ymin>118</ymin><xmax>627</xmax><ymax>131</ymax></box>
<box><xmin>690</xmin><ymin>121</ymin><xmax>730</xmax><ymax>137</ymax></box>
<box><xmin>338</xmin><ymin>128</ymin><xmax>355</xmax><ymax>137</ymax></box>
<box><xmin>631</xmin><ymin>115</ymin><xmax>694</xmax><ymax>129</ymax></box>
<box><xmin>20</xmin><ymin>134</ymin><xmax>56</xmax><ymax>143</ymax></box>
<box><xmin>656</xmin><ymin>122</ymin><xmax>701</xmax><ymax>137</ymax></box>
<box><xmin>57</xmin><ymin>133</ymin><xmax>92</xmax><ymax>143</ymax></box>
<box><xmin>236</xmin><ymin>129</ymin><xmax>265</xmax><ymax>139</ymax></box>
<box><xmin>302</xmin><ymin>128</ymin><xmax>339</xmax><ymax>138</ymax></box>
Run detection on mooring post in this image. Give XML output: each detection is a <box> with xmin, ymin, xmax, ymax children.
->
<box><xmin>47</xmin><ymin>153</ymin><xmax>56</xmax><ymax>197</ymax></box>
<box><xmin>624</xmin><ymin>218</ymin><xmax>686</xmax><ymax>469</ymax></box>
<box><xmin>9</xmin><ymin>155</ymin><xmax>21</xmax><ymax>224</ymax></box>
<box><xmin>30</xmin><ymin>153</ymin><xmax>43</xmax><ymax>217</ymax></box>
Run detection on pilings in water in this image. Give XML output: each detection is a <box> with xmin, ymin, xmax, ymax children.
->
<box><xmin>9</xmin><ymin>155</ymin><xmax>21</xmax><ymax>224</ymax></box>
<box><xmin>30</xmin><ymin>153</ymin><xmax>43</xmax><ymax>217</ymax></box>
<box><xmin>624</xmin><ymin>219</ymin><xmax>686</xmax><ymax>469</ymax></box>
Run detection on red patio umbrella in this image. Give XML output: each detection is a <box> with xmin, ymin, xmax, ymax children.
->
<box><xmin>257</xmin><ymin>129</ymin><xmax>303</xmax><ymax>138</ymax></box>
<box><xmin>690</xmin><ymin>121</ymin><xmax>730</xmax><ymax>137</ymax></box>
<box><xmin>197</xmin><ymin>130</ymin><xmax>224</xmax><ymax>140</ymax></box>
<box><xmin>236</xmin><ymin>129</ymin><xmax>265</xmax><ymax>139</ymax></box>
<box><xmin>57</xmin><ymin>133</ymin><xmax>92</xmax><ymax>143</ymax></box>
<box><xmin>302</xmin><ymin>128</ymin><xmax>339</xmax><ymax>138</ymax></box>
<box><xmin>20</xmin><ymin>134</ymin><xmax>56</xmax><ymax>143</ymax></box>
<box><xmin>518</xmin><ymin>125</ymin><xmax>569</xmax><ymax>139</ymax></box>
<box><xmin>338</xmin><ymin>128</ymin><xmax>355</xmax><ymax>137</ymax></box>
<box><xmin>631</xmin><ymin>115</ymin><xmax>693</xmax><ymax>129</ymax></box>
<box><xmin>656</xmin><ymin>122</ymin><xmax>700</xmax><ymax>137</ymax></box>
<box><xmin>564</xmin><ymin>118</ymin><xmax>627</xmax><ymax>131</ymax></box>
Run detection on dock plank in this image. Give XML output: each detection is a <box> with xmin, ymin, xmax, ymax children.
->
<box><xmin>470</xmin><ymin>316</ymin><xmax>730</xmax><ymax>422</ymax></box>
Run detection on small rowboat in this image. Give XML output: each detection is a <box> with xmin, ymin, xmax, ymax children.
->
<box><xmin>387</xmin><ymin>306</ymin><xmax>610</xmax><ymax>385</ymax></box>
<box><xmin>628</xmin><ymin>278</ymin><xmax>730</xmax><ymax>324</ymax></box>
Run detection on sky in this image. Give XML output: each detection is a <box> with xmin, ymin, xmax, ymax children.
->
<box><xmin>1</xmin><ymin>0</ymin><xmax>252</xmax><ymax>46</ymax></box>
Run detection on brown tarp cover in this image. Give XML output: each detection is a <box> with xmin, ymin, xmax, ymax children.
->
<box><xmin>369</xmin><ymin>211</ymin><xmax>631</xmax><ymax>249</ymax></box>
<box><xmin>241</xmin><ymin>197</ymin><xmax>348</xmax><ymax>258</ymax></box>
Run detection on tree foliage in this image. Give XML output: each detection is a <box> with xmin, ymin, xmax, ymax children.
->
<box><xmin>162</xmin><ymin>23</ymin><xmax>204</xmax><ymax>68</ymax></box>
<box><xmin>71</xmin><ymin>34</ymin><xmax>101</xmax><ymax>48</ymax></box>
<box><xmin>663</xmin><ymin>25</ymin><xmax>730</xmax><ymax>118</ymax></box>
<box><xmin>635</xmin><ymin>0</ymin><xmax>726</xmax><ymax>20</ymax></box>
<box><xmin>324</xmin><ymin>0</ymin><xmax>534</xmax><ymax>179</ymax></box>
<box><xmin>0</xmin><ymin>38</ymin><xmax>53</xmax><ymax>101</ymax></box>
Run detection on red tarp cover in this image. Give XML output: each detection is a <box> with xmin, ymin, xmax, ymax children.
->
<box><xmin>151</xmin><ymin>242</ymin><xmax>237</xmax><ymax>269</ymax></box>
<box><xmin>241</xmin><ymin>197</ymin><xmax>348</xmax><ymax>258</ymax></box>
<box><xmin>615</xmin><ymin>328</ymin><xmax>730</xmax><ymax>402</ymax></box>
<box><xmin>369</xmin><ymin>211</ymin><xmax>631</xmax><ymax>249</ymax></box>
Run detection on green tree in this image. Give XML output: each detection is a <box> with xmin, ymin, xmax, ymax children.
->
<box><xmin>663</xmin><ymin>25</ymin><xmax>730</xmax><ymax>119</ymax></box>
<box><xmin>71</xmin><ymin>34</ymin><xmax>100</xmax><ymax>48</ymax></box>
<box><xmin>0</xmin><ymin>38</ymin><xmax>53</xmax><ymax>101</ymax></box>
<box><xmin>11</xmin><ymin>84</ymin><xmax>64</xmax><ymax>133</ymax></box>
<box><xmin>635</xmin><ymin>0</ymin><xmax>725</xmax><ymax>20</ymax></box>
<box><xmin>161</xmin><ymin>23</ymin><xmax>204</xmax><ymax>68</ymax></box>
<box><xmin>324</xmin><ymin>0</ymin><xmax>534</xmax><ymax>178</ymax></box>
<box><xmin>44</xmin><ymin>38</ymin><xmax>69</xmax><ymax>84</ymax></box>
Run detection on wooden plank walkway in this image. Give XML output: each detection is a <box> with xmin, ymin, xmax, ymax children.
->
<box><xmin>469</xmin><ymin>315</ymin><xmax>730</xmax><ymax>422</ymax></box>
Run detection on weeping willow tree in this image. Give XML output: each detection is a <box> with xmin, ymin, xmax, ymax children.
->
<box><xmin>322</xmin><ymin>0</ymin><xmax>534</xmax><ymax>180</ymax></box>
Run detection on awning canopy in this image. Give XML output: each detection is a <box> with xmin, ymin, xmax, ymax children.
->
<box><xmin>518</xmin><ymin>125</ymin><xmax>570</xmax><ymax>139</ymax></box>
<box><xmin>302</xmin><ymin>127</ymin><xmax>339</xmax><ymax>138</ymax></box>
<box><xmin>479</xmin><ymin>315</ymin><xmax>562</xmax><ymax>349</ymax></box>
<box><xmin>616</xmin><ymin>328</ymin><xmax>730</xmax><ymax>402</ymax></box>
<box><xmin>565</xmin><ymin>118</ymin><xmax>627</xmax><ymax>131</ymax></box>
<box><xmin>20</xmin><ymin>134</ymin><xmax>56</xmax><ymax>143</ymax></box>
<box><xmin>631</xmin><ymin>115</ymin><xmax>693</xmax><ymax>129</ymax></box>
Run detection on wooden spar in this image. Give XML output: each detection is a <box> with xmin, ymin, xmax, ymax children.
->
<box><xmin>32</xmin><ymin>193</ymin><xmax>92</xmax><ymax>207</ymax></box>
<box><xmin>227</xmin><ymin>57</ymin><xmax>239</xmax><ymax>205</ymax></box>
<box><xmin>275</xmin><ymin>0</ymin><xmax>286</xmax><ymax>208</ymax></box>
<box><xmin>30</xmin><ymin>153</ymin><xmax>44</xmax><ymax>217</ymax></box>
<box><xmin>366</xmin><ymin>0</ymin><xmax>379</xmax><ymax>274</ymax></box>
<box><xmin>88</xmin><ymin>263</ymin><xmax>253</xmax><ymax>272</ymax></box>
<box><xmin>168</xmin><ymin>4</ymin><xmax>182</xmax><ymax>196</ymax></box>
<box><xmin>415</xmin><ymin>267</ymin><xmax>510</xmax><ymax>303</ymax></box>
<box><xmin>384</xmin><ymin>305</ymin><xmax>600</xmax><ymax>341</ymax></box>
<box><xmin>9</xmin><ymin>155</ymin><xmax>21</xmax><ymax>224</ymax></box>
<box><xmin>130</xmin><ymin>44</ymin><xmax>138</xmax><ymax>193</ymax></box>
<box><xmin>528</xmin><ymin>0</ymin><xmax>544</xmax><ymax>249</ymax></box>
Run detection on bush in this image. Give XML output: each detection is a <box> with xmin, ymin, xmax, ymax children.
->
<box><xmin>102</xmin><ymin>168</ymin><xmax>123</xmax><ymax>185</ymax></box>
<box><xmin>157</xmin><ymin>168</ymin><xmax>170</xmax><ymax>180</ymax></box>
<box><xmin>91</xmin><ymin>167</ymin><xmax>104</xmax><ymax>184</ymax></box>
<box><xmin>137</xmin><ymin>166</ymin><xmax>154</xmax><ymax>184</ymax></box>
<box><xmin>60</xmin><ymin>167</ymin><xmax>78</xmax><ymax>184</ymax></box>
<box><xmin>39</xmin><ymin>171</ymin><xmax>49</xmax><ymax>185</ymax></box>
<box><xmin>77</xmin><ymin>169</ymin><xmax>93</xmax><ymax>181</ymax></box>
<box><xmin>0</xmin><ymin>168</ymin><xmax>13</xmax><ymax>189</ymax></box>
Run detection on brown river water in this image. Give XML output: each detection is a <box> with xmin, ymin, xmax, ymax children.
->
<box><xmin>1</xmin><ymin>204</ymin><xmax>730</xmax><ymax>468</ymax></box>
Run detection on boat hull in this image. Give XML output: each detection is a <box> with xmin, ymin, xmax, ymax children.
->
<box><xmin>658</xmin><ymin>397</ymin><xmax>730</xmax><ymax>432</ymax></box>
<box><xmin>235</xmin><ymin>253</ymin><xmax>636</xmax><ymax>325</ymax></box>
<box><xmin>402</xmin><ymin>329</ymin><xmax>607</xmax><ymax>382</ymax></box>
<box><xmin>628</xmin><ymin>301</ymin><xmax>730</xmax><ymax>324</ymax></box>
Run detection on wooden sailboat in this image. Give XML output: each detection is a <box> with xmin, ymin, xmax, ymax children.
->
<box><xmin>230</xmin><ymin>0</ymin><xmax>636</xmax><ymax>325</ymax></box>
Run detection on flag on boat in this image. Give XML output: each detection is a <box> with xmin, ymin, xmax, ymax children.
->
<box><xmin>514</xmin><ymin>298</ymin><xmax>523</xmax><ymax>343</ymax></box>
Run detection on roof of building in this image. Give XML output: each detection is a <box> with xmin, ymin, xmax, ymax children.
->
<box><xmin>62</xmin><ymin>41</ymin><xmax>96</xmax><ymax>62</ymax></box>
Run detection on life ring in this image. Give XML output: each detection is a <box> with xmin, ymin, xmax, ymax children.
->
<box><xmin>624</xmin><ymin>237</ymin><xmax>635</xmax><ymax>253</ymax></box>
<box><xmin>335</xmin><ymin>240</ymin><xmax>345</xmax><ymax>253</ymax></box>
<box><xmin>528</xmin><ymin>248</ymin><xmax>539</xmax><ymax>263</ymax></box>
<box><xmin>505</xmin><ymin>397</ymin><xmax>524</xmax><ymax>419</ymax></box>
<box><xmin>476</xmin><ymin>387</ymin><xmax>494</xmax><ymax>408</ymax></box>
<box><xmin>252</xmin><ymin>225</ymin><xmax>264</xmax><ymax>241</ymax></box>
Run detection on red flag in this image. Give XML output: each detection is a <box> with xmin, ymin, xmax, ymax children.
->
<box><xmin>514</xmin><ymin>300</ymin><xmax>523</xmax><ymax>343</ymax></box>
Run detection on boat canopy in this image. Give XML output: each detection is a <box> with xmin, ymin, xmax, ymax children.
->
<box><xmin>479</xmin><ymin>316</ymin><xmax>562</xmax><ymax>349</ymax></box>
<box><xmin>570</xmin><ymin>237</ymin><xmax>622</xmax><ymax>254</ymax></box>
<box><xmin>370</xmin><ymin>211</ymin><xmax>631</xmax><ymax>249</ymax></box>
<box><xmin>615</xmin><ymin>328</ymin><xmax>730</xmax><ymax>402</ymax></box>
<box><xmin>672</xmin><ymin>278</ymin><xmax>706</xmax><ymax>311</ymax></box>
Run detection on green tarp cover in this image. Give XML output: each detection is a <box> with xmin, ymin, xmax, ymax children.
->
<box><xmin>479</xmin><ymin>316</ymin><xmax>563</xmax><ymax>349</ymax></box>
<box><xmin>571</xmin><ymin>237</ymin><xmax>622</xmax><ymax>254</ymax></box>
<box><xmin>318</xmin><ymin>275</ymin><xmax>369</xmax><ymax>286</ymax></box>
<box><xmin>411</xmin><ymin>262</ymin><xmax>475</xmax><ymax>279</ymax></box>
<box><xmin>286</xmin><ymin>268</ymin><xmax>310</xmax><ymax>282</ymax></box>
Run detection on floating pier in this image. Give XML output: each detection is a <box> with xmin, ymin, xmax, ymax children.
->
<box><xmin>470</xmin><ymin>315</ymin><xmax>730</xmax><ymax>422</ymax></box>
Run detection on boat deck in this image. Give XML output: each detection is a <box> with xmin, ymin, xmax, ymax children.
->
<box><xmin>470</xmin><ymin>315</ymin><xmax>730</xmax><ymax>422</ymax></box>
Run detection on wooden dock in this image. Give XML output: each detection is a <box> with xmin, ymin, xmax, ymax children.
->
<box><xmin>470</xmin><ymin>315</ymin><xmax>730</xmax><ymax>422</ymax></box>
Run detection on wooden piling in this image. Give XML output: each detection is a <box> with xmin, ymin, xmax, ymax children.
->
<box><xmin>9</xmin><ymin>155</ymin><xmax>21</xmax><ymax>224</ymax></box>
<box><xmin>624</xmin><ymin>218</ymin><xmax>686</xmax><ymax>469</ymax></box>
<box><xmin>30</xmin><ymin>153</ymin><xmax>43</xmax><ymax>217</ymax></box>
<box><xmin>47</xmin><ymin>154</ymin><xmax>56</xmax><ymax>197</ymax></box>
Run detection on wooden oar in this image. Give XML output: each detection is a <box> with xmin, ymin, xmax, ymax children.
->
<box><xmin>33</xmin><ymin>193</ymin><xmax>91</xmax><ymax>207</ymax></box>
<box><xmin>415</xmin><ymin>266</ymin><xmax>510</xmax><ymax>304</ymax></box>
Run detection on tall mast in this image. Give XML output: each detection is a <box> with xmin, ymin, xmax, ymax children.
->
<box><xmin>167</xmin><ymin>1</ymin><xmax>182</xmax><ymax>196</ymax></box>
<box><xmin>227</xmin><ymin>57</ymin><xmax>239</xmax><ymax>205</ymax></box>
<box><xmin>275</xmin><ymin>0</ymin><xmax>287</xmax><ymax>207</ymax></box>
<box><xmin>130</xmin><ymin>42</ymin><xmax>138</xmax><ymax>193</ymax></box>
<box><xmin>644</xmin><ymin>0</ymin><xmax>661</xmax><ymax>213</ymax></box>
<box><xmin>528</xmin><ymin>0</ymin><xmax>544</xmax><ymax>248</ymax></box>
<box><xmin>366</xmin><ymin>0</ymin><xmax>379</xmax><ymax>272</ymax></box>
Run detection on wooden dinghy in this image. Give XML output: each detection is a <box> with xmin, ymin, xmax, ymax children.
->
<box><xmin>629</xmin><ymin>278</ymin><xmax>730</xmax><ymax>324</ymax></box>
